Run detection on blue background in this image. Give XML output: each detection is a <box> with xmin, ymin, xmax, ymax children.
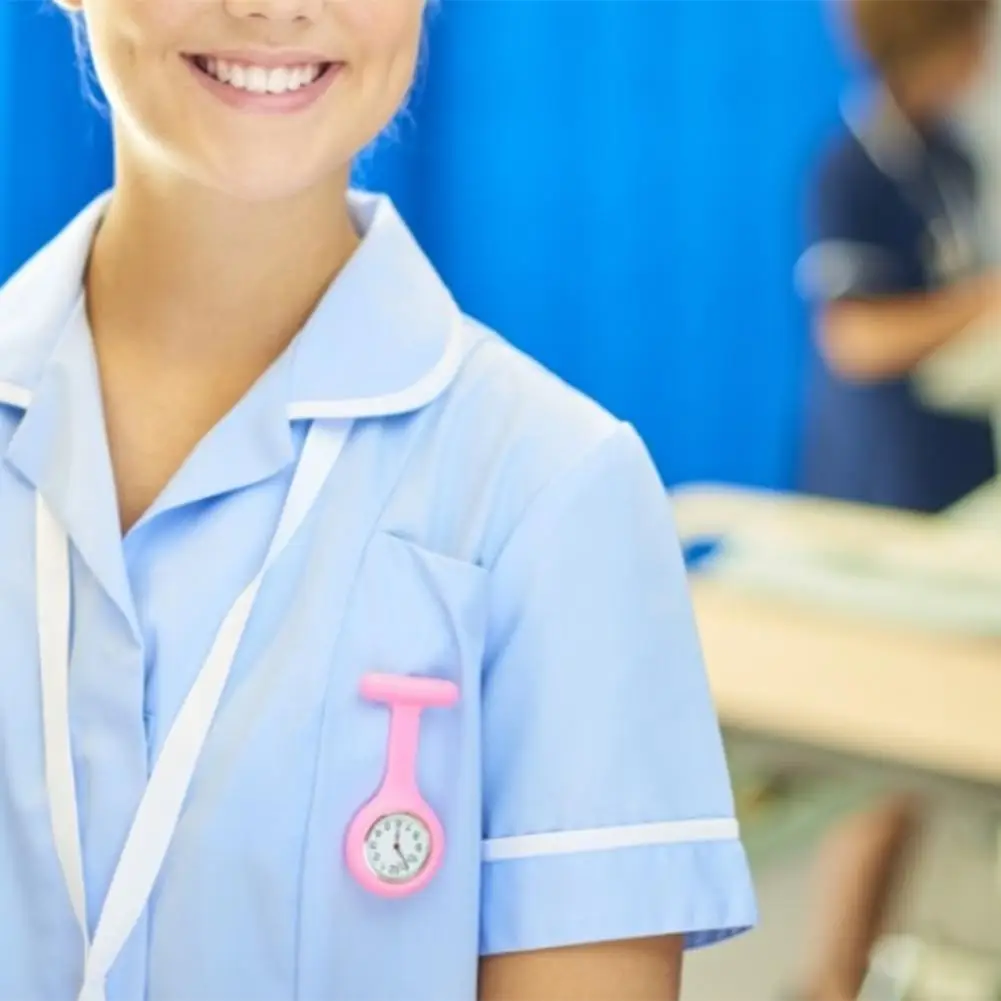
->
<box><xmin>0</xmin><ymin>0</ymin><xmax>849</xmax><ymax>488</ymax></box>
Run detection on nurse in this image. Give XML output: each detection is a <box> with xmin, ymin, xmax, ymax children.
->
<box><xmin>0</xmin><ymin>0</ymin><xmax>755</xmax><ymax>998</ymax></box>
<box><xmin>796</xmin><ymin>1</ymin><xmax>994</xmax><ymax>998</ymax></box>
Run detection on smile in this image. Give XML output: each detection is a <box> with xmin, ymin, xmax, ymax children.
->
<box><xmin>190</xmin><ymin>56</ymin><xmax>332</xmax><ymax>95</ymax></box>
<box><xmin>183</xmin><ymin>53</ymin><xmax>341</xmax><ymax>112</ymax></box>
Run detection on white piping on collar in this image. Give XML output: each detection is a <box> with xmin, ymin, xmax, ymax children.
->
<box><xmin>0</xmin><ymin>315</ymin><xmax>469</xmax><ymax>420</ymax></box>
<box><xmin>286</xmin><ymin>312</ymin><xmax>467</xmax><ymax>421</ymax></box>
<box><xmin>0</xmin><ymin>192</ymin><xmax>471</xmax><ymax>421</ymax></box>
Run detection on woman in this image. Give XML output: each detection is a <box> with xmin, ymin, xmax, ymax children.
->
<box><xmin>0</xmin><ymin>0</ymin><xmax>755</xmax><ymax>998</ymax></box>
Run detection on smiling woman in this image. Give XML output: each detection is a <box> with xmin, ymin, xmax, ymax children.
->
<box><xmin>0</xmin><ymin>0</ymin><xmax>756</xmax><ymax>998</ymax></box>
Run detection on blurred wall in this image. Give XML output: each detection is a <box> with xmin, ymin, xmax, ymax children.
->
<box><xmin>0</xmin><ymin>0</ymin><xmax>848</xmax><ymax>490</ymax></box>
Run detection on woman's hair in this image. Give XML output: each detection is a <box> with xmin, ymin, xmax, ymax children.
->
<box><xmin>66</xmin><ymin>13</ymin><xmax>105</xmax><ymax>110</ymax></box>
<box><xmin>850</xmin><ymin>0</ymin><xmax>992</xmax><ymax>80</ymax></box>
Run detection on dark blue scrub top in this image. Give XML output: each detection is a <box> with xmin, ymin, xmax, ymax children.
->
<box><xmin>797</xmin><ymin>98</ymin><xmax>995</xmax><ymax>513</ymax></box>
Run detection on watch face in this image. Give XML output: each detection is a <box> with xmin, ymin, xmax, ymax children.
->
<box><xmin>364</xmin><ymin>813</ymin><xmax>432</xmax><ymax>883</ymax></box>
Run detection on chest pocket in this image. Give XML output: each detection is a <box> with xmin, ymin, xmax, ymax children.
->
<box><xmin>338</xmin><ymin>530</ymin><xmax>489</xmax><ymax>685</ymax></box>
<box><xmin>295</xmin><ymin>529</ymin><xmax>489</xmax><ymax>1001</ymax></box>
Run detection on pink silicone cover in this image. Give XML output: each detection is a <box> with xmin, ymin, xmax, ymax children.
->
<box><xmin>346</xmin><ymin>674</ymin><xmax>459</xmax><ymax>898</ymax></box>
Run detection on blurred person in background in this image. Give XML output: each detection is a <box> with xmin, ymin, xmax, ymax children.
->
<box><xmin>795</xmin><ymin>0</ymin><xmax>996</xmax><ymax>998</ymax></box>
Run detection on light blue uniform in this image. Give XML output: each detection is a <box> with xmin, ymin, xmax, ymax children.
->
<box><xmin>0</xmin><ymin>190</ymin><xmax>756</xmax><ymax>1001</ymax></box>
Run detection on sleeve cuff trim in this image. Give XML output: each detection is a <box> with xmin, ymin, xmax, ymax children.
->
<box><xmin>482</xmin><ymin>817</ymin><xmax>739</xmax><ymax>862</ymax></box>
<box><xmin>794</xmin><ymin>240</ymin><xmax>898</xmax><ymax>300</ymax></box>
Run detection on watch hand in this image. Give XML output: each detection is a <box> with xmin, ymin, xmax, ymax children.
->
<box><xmin>395</xmin><ymin>846</ymin><xmax>409</xmax><ymax>869</ymax></box>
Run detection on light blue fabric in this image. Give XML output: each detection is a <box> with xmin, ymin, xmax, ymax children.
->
<box><xmin>0</xmin><ymin>191</ymin><xmax>755</xmax><ymax>1001</ymax></box>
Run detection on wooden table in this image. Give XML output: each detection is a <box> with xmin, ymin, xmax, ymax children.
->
<box><xmin>692</xmin><ymin>578</ymin><xmax>1001</xmax><ymax>798</ymax></box>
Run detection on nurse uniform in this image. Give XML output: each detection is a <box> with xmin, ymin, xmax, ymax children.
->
<box><xmin>797</xmin><ymin>90</ymin><xmax>995</xmax><ymax>511</ymax></box>
<box><xmin>0</xmin><ymin>190</ymin><xmax>756</xmax><ymax>1001</ymax></box>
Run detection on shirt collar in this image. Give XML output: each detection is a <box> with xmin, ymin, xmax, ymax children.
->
<box><xmin>0</xmin><ymin>189</ymin><xmax>468</xmax><ymax>419</ymax></box>
<box><xmin>841</xmin><ymin>87</ymin><xmax>921</xmax><ymax>183</ymax></box>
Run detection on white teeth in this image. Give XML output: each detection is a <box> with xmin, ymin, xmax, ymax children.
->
<box><xmin>198</xmin><ymin>57</ymin><xmax>326</xmax><ymax>95</ymax></box>
<box><xmin>246</xmin><ymin>66</ymin><xmax>268</xmax><ymax>93</ymax></box>
<box><xmin>266</xmin><ymin>68</ymin><xmax>290</xmax><ymax>93</ymax></box>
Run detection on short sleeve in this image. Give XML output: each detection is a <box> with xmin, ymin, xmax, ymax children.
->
<box><xmin>796</xmin><ymin>141</ymin><xmax>928</xmax><ymax>303</ymax></box>
<box><xmin>479</xmin><ymin>423</ymin><xmax>756</xmax><ymax>957</ymax></box>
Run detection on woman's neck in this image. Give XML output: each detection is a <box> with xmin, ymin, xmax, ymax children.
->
<box><xmin>86</xmin><ymin>159</ymin><xmax>360</xmax><ymax>365</ymax></box>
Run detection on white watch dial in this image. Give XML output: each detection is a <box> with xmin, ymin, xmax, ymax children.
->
<box><xmin>364</xmin><ymin>813</ymin><xmax>432</xmax><ymax>883</ymax></box>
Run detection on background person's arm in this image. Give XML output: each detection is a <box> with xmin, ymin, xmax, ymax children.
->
<box><xmin>798</xmin><ymin>137</ymin><xmax>995</xmax><ymax>382</ymax></box>
<box><xmin>819</xmin><ymin>273</ymin><xmax>998</xmax><ymax>380</ymax></box>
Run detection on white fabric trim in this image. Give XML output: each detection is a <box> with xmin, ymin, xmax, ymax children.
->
<box><xmin>0</xmin><ymin>381</ymin><xmax>31</xmax><ymax>408</ymax></box>
<box><xmin>0</xmin><ymin>314</ymin><xmax>465</xmax><ymax>421</ymax></box>
<box><xmin>794</xmin><ymin>241</ymin><xmax>897</xmax><ymax>300</ymax></box>
<box><xmin>36</xmin><ymin>496</ymin><xmax>88</xmax><ymax>950</ymax></box>
<box><xmin>841</xmin><ymin>89</ymin><xmax>922</xmax><ymax>182</ymax></box>
<box><xmin>841</xmin><ymin>88</ymin><xmax>978</xmax><ymax>275</ymax></box>
<box><xmin>39</xmin><ymin>420</ymin><xmax>352</xmax><ymax>1001</ymax></box>
<box><xmin>0</xmin><ymin>193</ymin><xmax>465</xmax><ymax>424</ymax></box>
<box><xmin>482</xmin><ymin>818</ymin><xmax>740</xmax><ymax>863</ymax></box>
<box><xmin>287</xmin><ymin>312</ymin><xmax>467</xmax><ymax>420</ymax></box>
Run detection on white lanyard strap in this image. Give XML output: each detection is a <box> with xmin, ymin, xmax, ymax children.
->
<box><xmin>37</xmin><ymin>419</ymin><xmax>352</xmax><ymax>1001</ymax></box>
<box><xmin>843</xmin><ymin>90</ymin><xmax>977</xmax><ymax>265</ymax></box>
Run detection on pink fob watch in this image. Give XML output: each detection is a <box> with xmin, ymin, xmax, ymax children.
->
<box><xmin>345</xmin><ymin>673</ymin><xmax>459</xmax><ymax>898</ymax></box>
